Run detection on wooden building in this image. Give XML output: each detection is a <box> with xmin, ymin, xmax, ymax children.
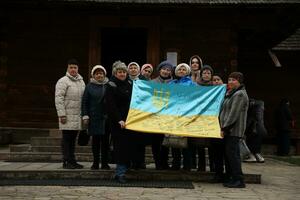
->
<box><xmin>0</xmin><ymin>0</ymin><xmax>299</xmax><ymax>135</ymax></box>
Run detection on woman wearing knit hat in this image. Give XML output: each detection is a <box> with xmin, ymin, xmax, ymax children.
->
<box><xmin>198</xmin><ymin>65</ymin><xmax>214</xmax><ymax>86</ymax></box>
<box><xmin>139</xmin><ymin>63</ymin><xmax>153</xmax><ymax>80</ymax></box>
<box><xmin>212</xmin><ymin>75</ymin><xmax>224</xmax><ymax>85</ymax></box>
<box><xmin>219</xmin><ymin>72</ymin><xmax>249</xmax><ymax>188</ymax></box>
<box><xmin>169</xmin><ymin>63</ymin><xmax>195</xmax><ymax>86</ymax></box>
<box><xmin>81</xmin><ymin>65</ymin><xmax>110</xmax><ymax>170</ymax></box>
<box><xmin>168</xmin><ymin>63</ymin><xmax>195</xmax><ymax>171</ymax></box>
<box><xmin>150</xmin><ymin>60</ymin><xmax>173</xmax><ymax>170</ymax></box>
<box><xmin>189</xmin><ymin>55</ymin><xmax>203</xmax><ymax>84</ymax></box>
<box><xmin>106</xmin><ymin>60</ymin><xmax>133</xmax><ymax>183</ymax></box>
<box><xmin>152</xmin><ymin>60</ymin><xmax>173</xmax><ymax>83</ymax></box>
<box><xmin>127</xmin><ymin>62</ymin><xmax>140</xmax><ymax>81</ymax></box>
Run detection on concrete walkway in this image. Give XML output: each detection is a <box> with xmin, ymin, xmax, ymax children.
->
<box><xmin>0</xmin><ymin>158</ymin><xmax>299</xmax><ymax>200</ymax></box>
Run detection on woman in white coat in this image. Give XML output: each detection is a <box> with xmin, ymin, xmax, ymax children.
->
<box><xmin>55</xmin><ymin>59</ymin><xmax>85</xmax><ymax>169</ymax></box>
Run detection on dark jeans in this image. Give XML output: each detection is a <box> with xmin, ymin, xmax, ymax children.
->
<box><xmin>131</xmin><ymin>132</ymin><xmax>147</xmax><ymax>167</ymax></box>
<box><xmin>224</xmin><ymin>136</ymin><xmax>243</xmax><ymax>181</ymax></box>
<box><xmin>61</xmin><ymin>130</ymin><xmax>78</xmax><ymax>163</ymax></box>
<box><xmin>211</xmin><ymin>138</ymin><xmax>226</xmax><ymax>176</ymax></box>
<box><xmin>151</xmin><ymin>134</ymin><xmax>169</xmax><ymax>168</ymax></box>
<box><xmin>91</xmin><ymin>133</ymin><xmax>110</xmax><ymax>165</ymax></box>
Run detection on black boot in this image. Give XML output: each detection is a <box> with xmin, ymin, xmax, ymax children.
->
<box><xmin>101</xmin><ymin>163</ymin><xmax>111</xmax><ymax>170</ymax></box>
<box><xmin>223</xmin><ymin>180</ymin><xmax>245</xmax><ymax>188</ymax></box>
<box><xmin>91</xmin><ymin>162</ymin><xmax>99</xmax><ymax>170</ymax></box>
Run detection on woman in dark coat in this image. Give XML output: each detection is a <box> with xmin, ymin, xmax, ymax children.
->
<box><xmin>81</xmin><ymin>65</ymin><xmax>110</xmax><ymax>170</ymax></box>
<box><xmin>151</xmin><ymin>61</ymin><xmax>173</xmax><ymax>170</ymax></box>
<box><xmin>106</xmin><ymin>61</ymin><xmax>133</xmax><ymax>183</ymax></box>
<box><xmin>194</xmin><ymin>65</ymin><xmax>215</xmax><ymax>172</ymax></box>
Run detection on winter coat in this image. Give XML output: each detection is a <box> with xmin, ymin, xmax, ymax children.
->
<box><xmin>169</xmin><ymin>76</ymin><xmax>196</xmax><ymax>86</ymax></box>
<box><xmin>81</xmin><ymin>78</ymin><xmax>109</xmax><ymax>135</ymax></box>
<box><xmin>152</xmin><ymin>76</ymin><xmax>172</xmax><ymax>84</ymax></box>
<box><xmin>55</xmin><ymin>72</ymin><xmax>85</xmax><ymax>130</ymax></box>
<box><xmin>106</xmin><ymin>76</ymin><xmax>133</xmax><ymax>164</ymax></box>
<box><xmin>219</xmin><ymin>85</ymin><xmax>249</xmax><ymax>138</ymax></box>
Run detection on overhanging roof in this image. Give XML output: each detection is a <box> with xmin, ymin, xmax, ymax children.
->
<box><xmin>272</xmin><ymin>28</ymin><xmax>300</xmax><ymax>51</ymax></box>
<box><xmin>48</xmin><ymin>0</ymin><xmax>300</xmax><ymax>4</ymax></box>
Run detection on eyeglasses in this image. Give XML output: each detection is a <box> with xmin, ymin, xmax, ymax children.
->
<box><xmin>191</xmin><ymin>61</ymin><xmax>199</xmax><ymax>64</ymax></box>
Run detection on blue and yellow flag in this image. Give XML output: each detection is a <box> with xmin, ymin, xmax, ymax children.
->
<box><xmin>125</xmin><ymin>80</ymin><xmax>226</xmax><ymax>138</ymax></box>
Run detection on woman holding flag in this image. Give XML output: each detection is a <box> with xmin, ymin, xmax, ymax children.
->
<box><xmin>106</xmin><ymin>61</ymin><xmax>133</xmax><ymax>183</ymax></box>
<box><xmin>169</xmin><ymin>63</ymin><xmax>196</xmax><ymax>171</ymax></box>
<box><xmin>219</xmin><ymin>72</ymin><xmax>249</xmax><ymax>188</ymax></box>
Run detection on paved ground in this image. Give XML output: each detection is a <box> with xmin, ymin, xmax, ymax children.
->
<box><xmin>0</xmin><ymin>158</ymin><xmax>299</xmax><ymax>200</ymax></box>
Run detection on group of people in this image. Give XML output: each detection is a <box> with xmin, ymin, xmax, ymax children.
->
<box><xmin>55</xmin><ymin>55</ymin><xmax>250</xmax><ymax>188</ymax></box>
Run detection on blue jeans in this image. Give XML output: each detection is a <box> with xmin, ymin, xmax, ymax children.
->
<box><xmin>116</xmin><ymin>164</ymin><xmax>128</xmax><ymax>177</ymax></box>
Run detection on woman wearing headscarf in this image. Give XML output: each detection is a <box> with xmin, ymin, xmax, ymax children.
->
<box><xmin>106</xmin><ymin>61</ymin><xmax>133</xmax><ymax>183</ymax></box>
<box><xmin>127</xmin><ymin>62</ymin><xmax>140</xmax><ymax>81</ymax></box>
<box><xmin>81</xmin><ymin>65</ymin><xmax>110</xmax><ymax>170</ymax></box>
<box><xmin>219</xmin><ymin>72</ymin><xmax>249</xmax><ymax>188</ymax></box>
<box><xmin>127</xmin><ymin>61</ymin><xmax>149</xmax><ymax>169</ymax></box>
<box><xmin>55</xmin><ymin>59</ymin><xmax>85</xmax><ymax>169</ymax></box>
<box><xmin>139</xmin><ymin>64</ymin><xmax>153</xmax><ymax>80</ymax></box>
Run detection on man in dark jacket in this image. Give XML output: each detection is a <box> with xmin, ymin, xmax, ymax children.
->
<box><xmin>219</xmin><ymin>72</ymin><xmax>249</xmax><ymax>188</ymax></box>
<box><xmin>244</xmin><ymin>99</ymin><xmax>267</xmax><ymax>163</ymax></box>
<box><xmin>275</xmin><ymin>98</ymin><xmax>294</xmax><ymax>156</ymax></box>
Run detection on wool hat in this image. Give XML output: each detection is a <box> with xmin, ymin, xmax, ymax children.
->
<box><xmin>157</xmin><ymin>60</ymin><xmax>174</xmax><ymax>71</ymax></box>
<box><xmin>228</xmin><ymin>72</ymin><xmax>244</xmax><ymax>84</ymax></box>
<box><xmin>141</xmin><ymin>64</ymin><xmax>153</xmax><ymax>73</ymax></box>
<box><xmin>127</xmin><ymin>62</ymin><xmax>140</xmax><ymax>71</ymax></box>
<box><xmin>175</xmin><ymin>63</ymin><xmax>191</xmax><ymax>76</ymax></box>
<box><xmin>189</xmin><ymin>55</ymin><xmax>203</xmax><ymax>69</ymax></box>
<box><xmin>91</xmin><ymin>65</ymin><xmax>107</xmax><ymax>76</ymax></box>
<box><xmin>200</xmin><ymin>65</ymin><xmax>214</xmax><ymax>76</ymax></box>
<box><xmin>112</xmin><ymin>61</ymin><xmax>127</xmax><ymax>75</ymax></box>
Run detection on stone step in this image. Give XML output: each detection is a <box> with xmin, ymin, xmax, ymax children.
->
<box><xmin>0</xmin><ymin>152</ymin><xmax>156</xmax><ymax>163</ymax></box>
<box><xmin>11</xmin><ymin>143</ymin><xmax>154</xmax><ymax>155</ymax></box>
<box><xmin>0</xmin><ymin>162</ymin><xmax>261</xmax><ymax>184</ymax></box>
<box><xmin>31</xmin><ymin>137</ymin><xmax>63</xmax><ymax>146</ymax></box>
<box><xmin>0</xmin><ymin>127</ymin><xmax>60</xmax><ymax>144</ymax></box>
<box><xmin>9</xmin><ymin>144</ymin><xmax>31</xmax><ymax>152</ymax></box>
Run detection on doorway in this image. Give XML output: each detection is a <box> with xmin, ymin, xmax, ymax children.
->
<box><xmin>101</xmin><ymin>28</ymin><xmax>147</xmax><ymax>77</ymax></box>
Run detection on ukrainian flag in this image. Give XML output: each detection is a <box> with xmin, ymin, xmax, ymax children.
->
<box><xmin>125</xmin><ymin>80</ymin><xmax>226</xmax><ymax>138</ymax></box>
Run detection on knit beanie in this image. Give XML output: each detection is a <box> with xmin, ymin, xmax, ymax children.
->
<box><xmin>228</xmin><ymin>72</ymin><xmax>244</xmax><ymax>84</ymax></box>
<box><xmin>157</xmin><ymin>60</ymin><xmax>174</xmax><ymax>72</ymax></box>
<box><xmin>112</xmin><ymin>61</ymin><xmax>127</xmax><ymax>75</ymax></box>
<box><xmin>141</xmin><ymin>64</ymin><xmax>153</xmax><ymax>73</ymax></box>
<box><xmin>200</xmin><ymin>65</ymin><xmax>214</xmax><ymax>76</ymax></box>
<box><xmin>175</xmin><ymin>63</ymin><xmax>191</xmax><ymax>76</ymax></box>
<box><xmin>91</xmin><ymin>65</ymin><xmax>107</xmax><ymax>76</ymax></box>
